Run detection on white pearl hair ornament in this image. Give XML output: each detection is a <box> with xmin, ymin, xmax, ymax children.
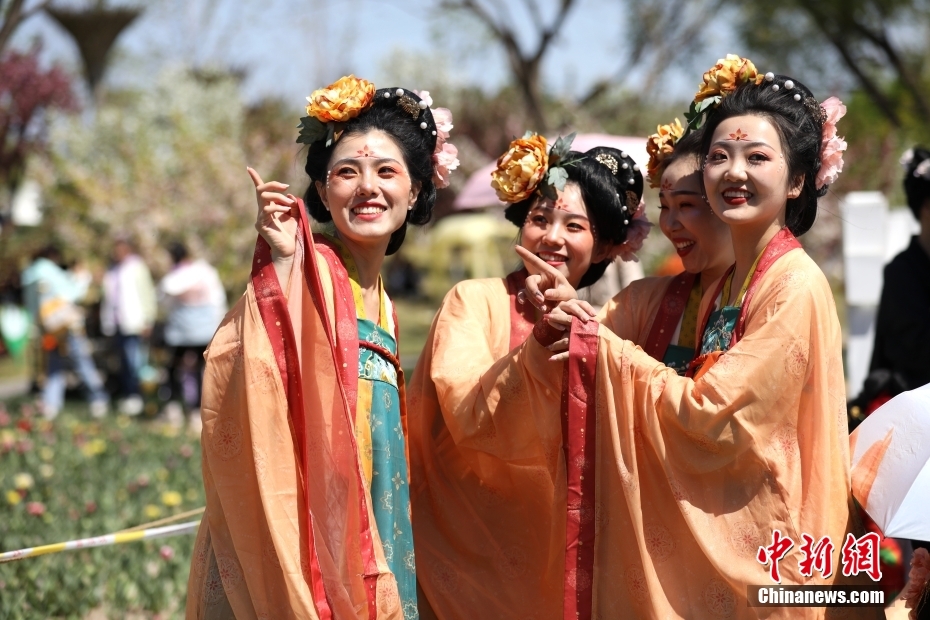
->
<box><xmin>418</xmin><ymin>100</ymin><xmax>428</xmax><ymax>109</ymax></box>
<box><xmin>772</xmin><ymin>84</ymin><xmax>780</xmax><ymax>92</ymax></box>
<box><xmin>384</xmin><ymin>92</ymin><xmax>391</xmax><ymax>98</ymax></box>
<box><xmin>793</xmin><ymin>93</ymin><xmax>802</xmax><ymax>101</ymax></box>
<box><xmin>628</xmin><ymin>178</ymin><xmax>634</xmax><ymax>185</ymax></box>
<box><xmin>620</xmin><ymin>151</ymin><xmax>627</xmax><ymax>158</ymax></box>
<box><xmin>420</xmin><ymin>122</ymin><xmax>427</xmax><ymax>129</ymax></box>
<box><xmin>623</xmin><ymin>219</ymin><xmax>629</xmax><ymax>225</ymax></box>
<box><xmin>764</xmin><ymin>72</ymin><xmax>775</xmax><ymax>82</ymax></box>
<box><xmin>633</xmin><ymin>164</ymin><xmax>640</xmax><ymax>172</ymax></box>
<box><xmin>621</xmin><ymin>205</ymin><xmax>628</xmax><ymax>212</ymax></box>
<box><xmin>622</xmin><ymin>162</ymin><xmax>629</xmax><ymax>169</ymax></box>
<box><xmin>395</xmin><ymin>88</ymin><xmax>404</xmax><ymax>96</ymax></box>
<box><xmin>432</xmin><ymin>130</ymin><xmax>437</xmax><ymax>136</ymax></box>
<box><xmin>785</xmin><ymin>80</ymin><xmax>794</xmax><ymax>90</ymax></box>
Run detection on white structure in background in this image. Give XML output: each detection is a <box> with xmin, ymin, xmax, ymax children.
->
<box><xmin>11</xmin><ymin>180</ymin><xmax>43</xmax><ymax>226</ymax></box>
<box><xmin>841</xmin><ymin>191</ymin><xmax>920</xmax><ymax>398</ymax></box>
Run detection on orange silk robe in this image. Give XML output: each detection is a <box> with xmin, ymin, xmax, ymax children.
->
<box><xmin>186</xmin><ymin>206</ymin><xmax>405</xmax><ymax>619</ymax></box>
<box><xmin>413</xmin><ymin>244</ymin><xmax>880</xmax><ymax>619</ymax></box>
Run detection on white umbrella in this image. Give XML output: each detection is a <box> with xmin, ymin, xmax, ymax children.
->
<box><xmin>850</xmin><ymin>383</ymin><xmax>930</xmax><ymax>540</ymax></box>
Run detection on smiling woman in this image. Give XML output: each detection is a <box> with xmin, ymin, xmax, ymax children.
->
<box><xmin>586</xmin><ymin>126</ymin><xmax>734</xmax><ymax>377</ymax></box>
<box><xmin>498</xmin><ymin>57</ymin><xmax>882</xmax><ymax>618</ymax></box>
<box><xmin>187</xmin><ymin>77</ymin><xmax>457</xmax><ymax>619</ymax></box>
<box><xmin>407</xmin><ymin>135</ymin><xmax>650</xmax><ymax>617</ymax></box>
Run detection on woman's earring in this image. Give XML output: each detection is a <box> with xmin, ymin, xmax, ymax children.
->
<box><xmin>408</xmin><ymin>204</ymin><xmax>414</xmax><ymax>211</ymax></box>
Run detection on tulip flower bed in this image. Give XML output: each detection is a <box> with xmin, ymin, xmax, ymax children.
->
<box><xmin>0</xmin><ymin>400</ymin><xmax>203</xmax><ymax>619</ymax></box>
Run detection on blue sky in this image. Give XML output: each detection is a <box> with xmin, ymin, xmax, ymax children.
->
<box><xmin>12</xmin><ymin>0</ymin><xmax>739</xmax><ymax>108</ymax></box>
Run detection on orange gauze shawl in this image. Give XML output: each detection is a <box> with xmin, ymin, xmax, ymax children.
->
<box><xmin>186</xmin><ymin>203</ymin><xmax>406</xmax><ymax>620</ymax></box>
<box><xmin>409</xmin><ymin>271</ymin><xmax>573</xmax><ymax>619</ymax></box>
<box><xmin>414</xmin><ymin>239</ymin><xmax>880</xmax><ymax>619</ymax></box>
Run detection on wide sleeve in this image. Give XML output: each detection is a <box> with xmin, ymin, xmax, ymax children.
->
<box><xmin>592</xmin><ymin>253</ymin><xmax>852</xmax><ymax>553</ymax></box>
<box><xmin>427</xmin><ymin>280</ymin><xmax>563</xmax><ymax>463</ymax></box>
<box><xmin>409</xmin><ymin>281</ymin><xmax>570</xmax><ymax>618</ymax></box>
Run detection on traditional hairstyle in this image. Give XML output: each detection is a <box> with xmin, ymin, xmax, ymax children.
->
<box><xmin>660</xmin><ymin>128</ymin><xmax>705</xmax><ymax>179</ymax></box>
<box><xmin>303</xmin><ymin>85</ymin><xmax>453</xmax><ymax>255</ymax></box>
<box><xmin>502</xmin><ymin>146</ymin><xmax>645</xmax><ymax>288</ymax></box>
<box><xmin>902</xmin><ymin>147</ymin><xmax>930</xmax><ymax>220</ymax></box>
<box><xmin>700</xmin><ymin>74</ymin><xmax>831</xmax><ymax>236</ymax></box>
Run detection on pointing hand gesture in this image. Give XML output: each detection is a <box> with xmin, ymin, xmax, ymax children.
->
<box><xmin>249</xmin><ymin>167</ymin><xmax>298</xmax><ymax>260</ymax></box>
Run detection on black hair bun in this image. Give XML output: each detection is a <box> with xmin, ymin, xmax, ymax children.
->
<box><xmin>902</xmin><ymin>146</ymin><xmax>930</xmax><ymax>220</ymax></box>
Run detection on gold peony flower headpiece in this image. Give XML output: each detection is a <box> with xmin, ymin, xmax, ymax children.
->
<box><xmin>297</xmin><ymin>76</ymin><xmax>460</xmax><ymax>188</ymax></box>
<box><xmin>491</xmin><ymin>132</ymin><xmax>579</xmax><ymax>203</ymax></box>
<box><xmin>299</xmin><ymin>75</ymin><xmax>377</xmax><ymax>146</ymax></box>
<box><xmin>645</xmin><ymin>118</ymin><xmax>685</xmax><ymax>188</ymax></box>
<box><xmin>684</xmin><ymin>54</ymin><xmax>758</xmax><ymax>133</ymax></box>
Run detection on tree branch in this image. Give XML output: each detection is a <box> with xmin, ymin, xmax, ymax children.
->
<box><xmin>803</xmin><ymin>3</ymin><xmax>901</xmax><ymax>126</ymax></box>
<box><xmin>531</xmin><ymin>0</ymin><xmax>575</xmax><ymax>64</ymax></box>
<box><xmin>848</xmin><ymin>17</ymin><xmax>930</xmax><ymax>120</ymax></box>
<box><xmin>0</xmin><ymin>0</ymin><xmax>26</xmax><ymax>55</ymax></box>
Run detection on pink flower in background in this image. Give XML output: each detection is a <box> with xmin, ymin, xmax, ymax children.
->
<box><xmin>433</xmin><ymin>142</ymin><xmax>460</xmax><ymax>189</ymax></box>
<box><xmin>160</xmin><ymin>545</ymin><xmax>175</xmax><ymax>561</ymax></box>
<box><xmin>432</xmin><ymin>107</ymin><xmax>453</xmax><ymax>141</ymax></box>
<box><xmin>610</xmin><ymin>199</ymin><xmax>653</xmax><ymax>262</ymax></box>
<box><xmin>26</xmin><ymin>501</ymin><xmax>45</xmax><ymax>516</ymax></box>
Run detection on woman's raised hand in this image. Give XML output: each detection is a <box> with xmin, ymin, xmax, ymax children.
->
<box><xmin>515</xmin><ymin>245</ymin><xmax>580</xmax><ymax>312</ymax></box>
<box><xmin>249</xmin><ymin>167</ymin><xmax>298</xmax><ymax>259</ymax></box>
<box><xmin>542</xmin><ymin>298</ymin><xmax>598</xmax><ymax>361</ymax></box>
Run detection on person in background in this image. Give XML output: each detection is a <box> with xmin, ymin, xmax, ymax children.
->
<box><xmin>100</xmin><ymin>237</ymin><xmax>156</xmax><ymax>416</ymax></box>
<box><xmin>869</xmin><ymin>147</ymin><xmax>930</xmax><ymax>392</ymax></box>
<box><xmin>869</xmin><ymin>147</ymin><xmax>930</xmax><ymax>562</ymax></box>
<box><xmin>21</xmin><ymin>245</ymin><xmax>108</xmax><ymax>419</ymax></box>
<box><xmin>157</xmin><ymin>241</ymin><xmax>226</xmax><ymax>427</ymax></box>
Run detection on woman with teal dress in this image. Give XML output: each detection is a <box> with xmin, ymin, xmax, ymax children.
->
<box><xmin>187</xmin><ymin>76</ymin><xmax>457</xmax><ymax>619</ymax></box>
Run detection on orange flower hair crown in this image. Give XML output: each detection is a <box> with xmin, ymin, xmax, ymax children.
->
<box><xmin>684</xmin><ymin>54</ymin><xmax>758</xmax><ymax>132</ymax></box>
<box><xmin>491</xmin><ymin>132</ymin><xmax>578</xmax><ymax>203</ymax></box>
<box><xmin>297</xmin><ymin>77</ymin><xmax>460</xmax><ymax>187</ymax></box>
<box><xmin>298</xmin><ymin>75</ymin><xmax>376</xmax><ymax>146</ymax></box>
<box><xmin>645</xmin><ymin>118</ymin><xmax>685</xmax><ymax>188</ymax></box>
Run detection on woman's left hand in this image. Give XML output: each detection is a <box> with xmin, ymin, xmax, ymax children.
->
<box><xmin>515</xmin><ymin>245</ymin><xmax>579</xmax><ymax>312</ymax></box>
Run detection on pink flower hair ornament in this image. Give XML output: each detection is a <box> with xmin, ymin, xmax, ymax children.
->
<box><xmin>608</xmin><ymin>198</ymin><xmax>652</xmax><ymax>263</ymax></box>
<box><xmin>816</xmin><ymin>96</ymin><xmax>847</xmax><ymax>190</ymax></box>
<box><xmin>415</xmin><ymin>90</ymin><xmax>459</xmax><ymax>189</ymax></box>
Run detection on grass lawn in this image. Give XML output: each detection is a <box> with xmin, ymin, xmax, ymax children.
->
<box><xmin>0</xmin><ymin>399</ymin><xmax>202</xmax><ymax>619</ymax></box>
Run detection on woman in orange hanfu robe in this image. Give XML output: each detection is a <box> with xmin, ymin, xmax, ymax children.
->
<box><xmin>578</xmin><ymin>125</ymin><xmax>734</xmax><ymax>375</ymax></box>
<box><xmin>513</xmin><ymin>62</ymin><xmax>881</xmax><ymax>618</ymax></box>
<box><xmin>409</xmin><ymin>135</ymin><xmax>649</xmax><ymax>618</ymax></box>
<box><xmin>186</xmin><ymin>77</ymin><xmax>458</xmax><ymax>619</ymax></box>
